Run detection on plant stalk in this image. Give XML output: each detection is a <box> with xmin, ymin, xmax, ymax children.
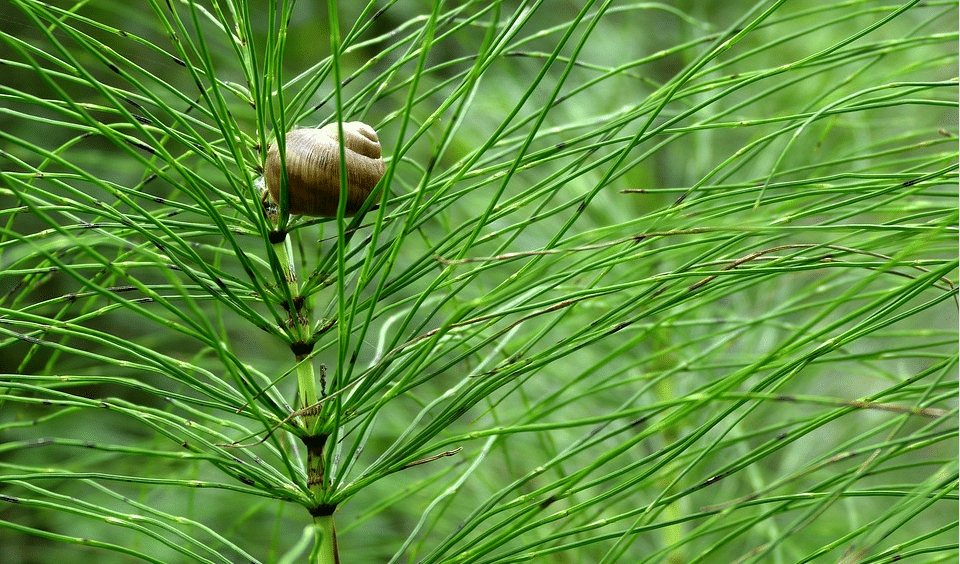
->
<box><xmin>271</xmin><ymin>233</ymin><xmax>338</xmax><ymax>564</ymax></box>
<box><xmin>311</xmin><ymin>514</ymin><xmax>339</xmax><ymax>564</ymax></box>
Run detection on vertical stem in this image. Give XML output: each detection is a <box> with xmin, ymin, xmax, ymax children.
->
<box><xmin>305</xmin><ymin>436</ymin><xmax>336</xmax><ymax>564</ymax></box>
<box><xmin>273</xmin><ymin>236</ymin><xmax>319</xmax><ymax>414</ymax></box>
<box><xmin>295</xmin><ymin>360</ymin><xmax>319</xmax><ymax>418</ymax></box>
<box><xmin>270</xmin><ymin>233</ymin><xmax>339</xmax><ymax>564</ymax></box>
<box><xmin>311</xmin><ymin>514</ymin><xmax>339</xmax><ymax>564</ymax></box>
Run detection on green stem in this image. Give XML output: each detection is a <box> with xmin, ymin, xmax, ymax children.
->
<box><xmin>271</xmin><ymin>232</ymin><xmax>336</xmax><ymax>564</ymax></box>
<box><xmin>269</xmin><ymin>226</ymin><xmax>338</xmax><ymax>563</ymax></box>
<box><xmin>272</xmin><ymin>236</ymin><xmax>320</xmax><ymax>418</ymax></box>
<box><xmin>296</xmin><ymin>360</ymin><xmax>319</xmax><ymax>416</ymax></box>
<box><xmin>311</xmin><ymin>514</ymin><xmax>339</xmax><ymax>564</ymax></box>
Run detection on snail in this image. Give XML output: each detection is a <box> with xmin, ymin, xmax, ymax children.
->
<box><xmin>264</xmin><ymin>121</ymin><xmax>385</xmax><ymax>217</ymax></box>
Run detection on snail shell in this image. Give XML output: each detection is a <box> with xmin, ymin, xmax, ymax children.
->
<box><xmin>265</xmin><ymin>122</ymin><xmax>385</xmax><ymax>216</ymax></box>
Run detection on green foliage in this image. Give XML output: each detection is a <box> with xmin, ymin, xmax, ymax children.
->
<box><xmin>1</xmin><ymin>1</ymin><xmax>957</xmax><ymax>563</ymax></box>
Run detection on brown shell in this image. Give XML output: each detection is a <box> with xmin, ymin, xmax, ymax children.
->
<box><xmin>265</xmin><ymin>122</ymin><xmax>385</xmax><ymax>216</ymax></box>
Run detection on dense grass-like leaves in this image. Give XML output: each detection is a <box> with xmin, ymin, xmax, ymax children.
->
<box><xmin>1</xmin><ymin>1</ymin><xmax>956</xmax><ymax>563</ymax></box>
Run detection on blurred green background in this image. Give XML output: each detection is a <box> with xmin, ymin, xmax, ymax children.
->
<box><xmin>1</xmin><ymin>1</ymin><xmax>956</xmax><ymax>563</ymax></box>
